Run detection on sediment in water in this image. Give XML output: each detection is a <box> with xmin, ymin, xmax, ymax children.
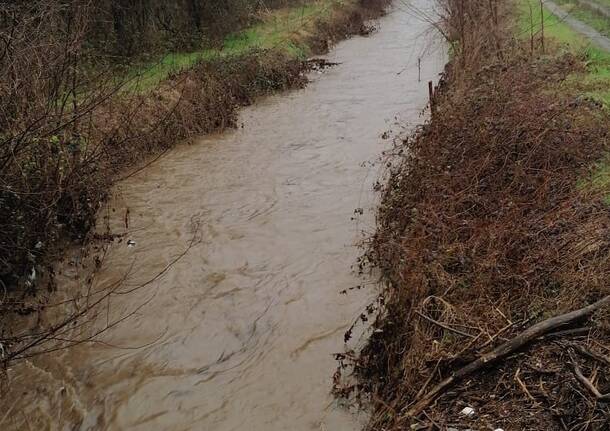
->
<box><xmin>0</xmin><ymin>0</ymin><xmax>390</xmax><ymax>358</ymax></box>
<box><xmin>0</xmin><ymin>4</ymin><xmax>442</xmax><ymax>429</ymax></box>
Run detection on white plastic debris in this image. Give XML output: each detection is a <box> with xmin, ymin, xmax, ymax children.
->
<box><xmin>25</xmin><ymin>267</ymin><xmax>37</xmax><ymax>287</ymax></box>
<box><xmin>127</xmin><ymin>239</ymin><xmax>136</xmax><ymax>248</ymax></box>
<box><xmin>460</xmin><ymin>406</ymin><xmax>475</xmax><ymax>417</ymax></box>
<box><xmin>494</xmin><ymin>429</ymin><xmax>505</xmax><ymax>431</ymax></box>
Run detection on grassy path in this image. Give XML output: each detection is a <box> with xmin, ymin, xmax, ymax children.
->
<box><xmin>519</xmin><ymin>0</ymin><xmax>610</xmax><ymax>105</ymax></box>
<box><xmin>551</xmin><ymin>0</ymin><xmax>610</xmax><ymax>38</ymax></box>
<box><xmin>579</xmin><ymin>0</ymin><xmax>610</xmax><ymax>17</ymax></box>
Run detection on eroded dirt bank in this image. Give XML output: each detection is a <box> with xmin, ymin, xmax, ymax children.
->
<box><xmin>0</xmin><ymin>2</ymin><xmax>445</xmax><ymax>430</ymax></box>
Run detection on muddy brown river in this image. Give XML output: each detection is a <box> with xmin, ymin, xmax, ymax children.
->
<box><xmin>2</xmin><ymin>2</ymin><xmax>444</xmax><ymax>430</ymax></box>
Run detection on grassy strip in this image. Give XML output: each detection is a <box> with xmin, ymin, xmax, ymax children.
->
<box><xmin>519</xmin><ymin>0</ymin><xmax>610</xmax><ymax>202</ymax></box>
<box><xmin>519</xmin><ymin>0</ymin><xmax>610</xmax><ymax>105</ymax></box>
<box><xmin>124</xmin><ymin>0</ymin><xmax>355</xmax><ymax>92</ymax></box>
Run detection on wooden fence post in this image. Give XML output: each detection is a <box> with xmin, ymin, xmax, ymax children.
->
<box><xmin>540</xmin><ymin>0</ymin><xmax>545</xmax><ymax>54</ymax></box>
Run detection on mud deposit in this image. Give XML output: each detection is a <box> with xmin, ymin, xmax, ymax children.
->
<box><xmin>1</xmin><ymin>2</ymin><xmax>444</xmax><ymax>430</ymax></box>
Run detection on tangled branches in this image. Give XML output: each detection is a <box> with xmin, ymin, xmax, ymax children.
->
<box><xmin>343</xmin><ymin>1</ymin><xmax>610</xmax><ymax>430</ymax></box>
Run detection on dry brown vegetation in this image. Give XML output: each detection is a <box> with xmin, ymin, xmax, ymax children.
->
<box><xmin>340</xmin><ymin>1</ymin><xmax>610</xmax><ymax>429</ymax></box>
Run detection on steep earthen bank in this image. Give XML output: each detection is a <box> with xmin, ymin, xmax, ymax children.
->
<box><xmin>349</xmin><ymin>1</ymin><xmax>610</xmax><ymax>430</ymax></box>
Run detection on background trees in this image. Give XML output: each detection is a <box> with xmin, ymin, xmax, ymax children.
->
<box><xmin>81</xmin><ymin>0</ymin><xmax>302</xmax><ymax>56</ymax></box>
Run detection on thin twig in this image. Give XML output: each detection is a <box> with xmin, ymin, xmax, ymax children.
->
<box><xmin>415</xmin><ymin>310</ymin><xmax>477</xmax><ymax>339</ymax></box>
<box><xmin>569</xmin><ymin>350</ymin><xmax>610</xmax><ymax>401</ymax></box>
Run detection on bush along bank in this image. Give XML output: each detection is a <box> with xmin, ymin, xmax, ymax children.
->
<box><xmin>340</xmin><ymin>1</ymin><xmax>610</xmax><ymax>430</ymax></box>
<box><xmin>0</xmin><ymin>0</ymin><xmax>390</xmax><ymax>362</ymax></box>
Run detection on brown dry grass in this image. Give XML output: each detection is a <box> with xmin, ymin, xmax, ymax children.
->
<box><xmin>342</xmin><ymin>1</ymin><xmax>610</xmax><ymax>430</ymax></box>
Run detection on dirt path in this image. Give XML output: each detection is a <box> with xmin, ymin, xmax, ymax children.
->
<box><xmin>545</xmin><ymin>0</ymin><xmax>610</xmax><ymax>51</ymax></box>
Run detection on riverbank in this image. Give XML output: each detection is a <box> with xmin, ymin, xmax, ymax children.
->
<box><xmin>349</xmin><ymin>0</ymin><xmax>610</xmax><ymax>429</ymax></box>
<box><xmin>123</xmin><ymin>0</ymin><xmax>382</xmax><ymax>92</ymax></box>
<box><xmin>0</xmin><ymin>0</ymin><xmax>389</xmax><ymax>358</ymax></box>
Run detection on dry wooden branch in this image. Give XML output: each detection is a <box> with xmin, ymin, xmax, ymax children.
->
<box><xmin>569</xmin><ymin>350</ymin><xmax>610</xmax><ymax>401</ymax></box>
<box><xmin>415</xmin><ymin>310</ymin><xmax>477</xmax><ymax>339</ymax></box>
<box><xmin>479</xmin><ymin>320</ymin><xmax>516</xmax><ymax>350</ymax></box>
<box><xmin>572</xmin><ymin>343</ymin><xmax>610</xmax><ymax>366</ymax></box>
<box><xmin>406</xmin><ymin>295</ymin><xmax>610</xmax><ymax>417</ymax></box>
<box><xmin>415</xmin><ymin>360</ymin><xmax>441</xmax><ymax>400</ymax></box>
<box><xmin>545</xmin><ymin>327</ymin><xmax>592</xmax><ymax>339</ymax></box>
<box><xmin>515</xmin><ymin>367</ymin><xmax>536</xmax><ymax>402</ymax></box>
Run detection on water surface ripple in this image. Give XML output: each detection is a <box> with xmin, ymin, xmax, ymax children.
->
<box><xmin>3</xmin><ymin>3</ymin><xmax>444</xmax><ymax>430</ymax></box>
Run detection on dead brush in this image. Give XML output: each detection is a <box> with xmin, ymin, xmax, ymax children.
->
<box><xmin>343</xmin><ymin>1</ymin><xmax>610</xmax><ymax>430</ymax></box>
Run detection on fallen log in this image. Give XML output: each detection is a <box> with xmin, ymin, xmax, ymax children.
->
<box><xmin>406</xmin><ymin>295</ymin><xmax>610</xmax><ymax>417</ymax></box>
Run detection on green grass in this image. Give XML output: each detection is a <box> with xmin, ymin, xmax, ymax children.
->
<box><xmin>593</xmin><ymin>0</ymin><xmax>610</xmax><ymax>9</ymax></box>
<box><xmin>518</xmin><ymin>0</ymin><xmax>610</xmax><ymax>202</ymax></box>
<box><xmin>124</xmin><ymin>50</ymin><xmax>214</xmax><ymax>92</ymax></box>
<box><xmin>518</xmin><ymin>0</ymin><xmax>591</xmax><ymax>47</ymax></box>
<box><xmin>518</xmin><ymin>0</ymin><xmax>610</xmax><ymax>105</ymax></box>
<box><xmin>124</xmin><ymin>0</ymin><xmax>350</xmax><ymax>92</ymax></box>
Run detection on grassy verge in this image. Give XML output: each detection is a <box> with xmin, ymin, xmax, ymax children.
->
<box><xmin>344</xmin><ymin>1</ymin><xmax>610</xmax><ymax>429</ymax></box>
<box><xmin>555</xmin><ymin>0</ymin><xmax>610</xmax><ymax>37</ymax></box>
<box><xmin>519</xmin><ymin>0</ymin><xmax>610</xmax><ymax>201</ymax></box>
<box><xmin>125</xmin><ymin>0</ymin><xmax>357</xmax><ymax>91</ymax></box>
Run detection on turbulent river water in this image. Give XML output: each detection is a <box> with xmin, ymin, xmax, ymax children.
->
<box><xmin>2</xmin><ymin>2</ymin><xmax>444</xmax><ymax>430</ymax></box>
